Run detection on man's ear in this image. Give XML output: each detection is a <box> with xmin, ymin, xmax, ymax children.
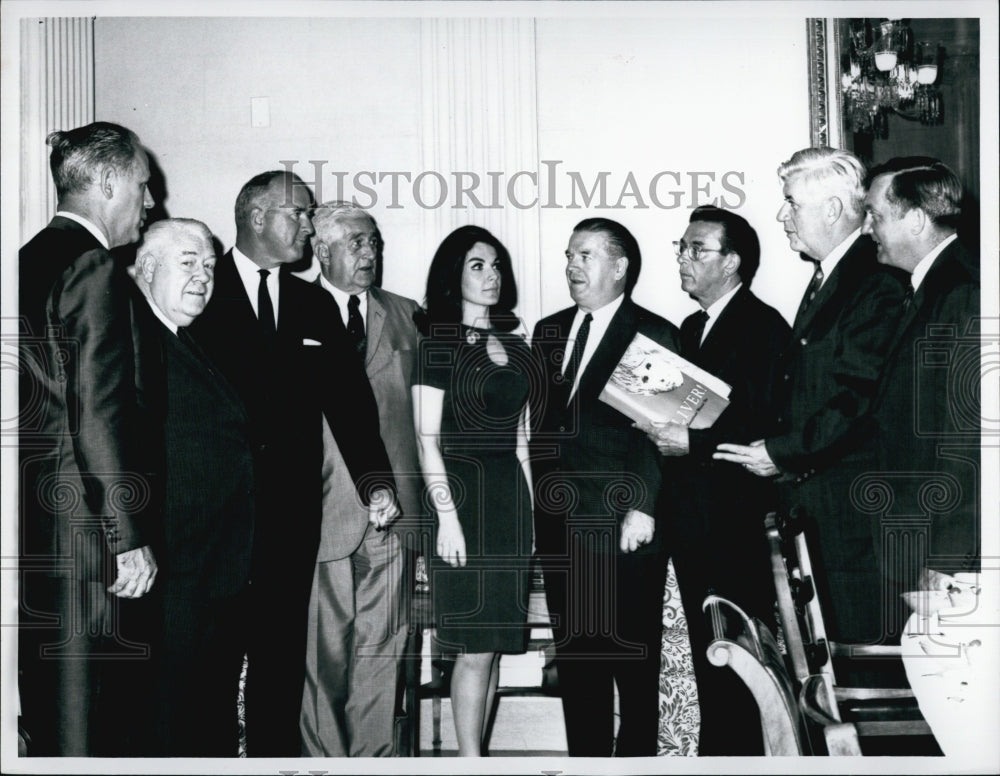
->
<box><xmin>906</xmin><ymin>207</ymin><xmax>927</xmax><ymax>236</ymax></box>
<box><xmin>723</xmin><ymin>253</ymin><xmax>741</xmax><ymax>278</ymax></box>
<box><xmin>250</xmin><ymin>205</ymin><xmax>266</xmax><ymax>235</ymax></box>
<box><xmin>826</xmin><ymin>195</ymin><xmax>844</xmax><ymax>223</ymax></box>
<box><xmin>100</xmin><ymin>166</ymin><xmax>117</xmax><ymax>200</ymax></box>
<box><xmin>314</xmin><ymin>239</ymin><xmax>329</xmax><ymax>264</ymax></box>
<box><xmin>137</xmin><ymin>252</ymin><xmax>156</xmax><ymax>283</ymax></box>
<box><xmin>615</xmin><ymin>256</ymin><xmax>628</xmax><ymax>280</ymax></box>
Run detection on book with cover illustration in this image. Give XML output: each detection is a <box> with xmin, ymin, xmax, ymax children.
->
<box><xmin>598</xmin><ymin>332</ymin><xmax>731</xmax><ymax>429</ymax></box>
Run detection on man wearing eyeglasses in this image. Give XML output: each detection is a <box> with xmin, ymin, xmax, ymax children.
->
<box><xmin>639</xmin><ymin>206</ymin><xmax>789</xmax><ymax>754</ymax></box>
<box><xmin>190</xmin><ymin>172</ymin><xmax>397</xmax><ymax>755</ymax></box>
<box><xmin>299</xmin><ymin>202</ymin><xmax>423</xmax><ymax>756</ymax></box>
<box><xmin>715</xmin><ymin>149</ymin><xmax>908</xmax><ymax>673</ymax></box>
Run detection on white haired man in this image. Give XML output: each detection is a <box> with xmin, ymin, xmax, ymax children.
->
<box><xmin>716</xmin><ymin>147</ymin><xmax>909</xmax><ymax>682</ymax></box>
<box><xmin>299</xmin><ymin>202</ymin><xmax>423</xmax><ymax>756</ymax></box>
<box><xmin>131</xmin><ymin>218</ymin><xmax>256</xmax><ymax>755</ymax></box>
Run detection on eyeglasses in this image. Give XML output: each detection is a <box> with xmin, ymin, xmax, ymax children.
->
<box><xmin>672</xmin><ymin>241</ymin><xmax>725</xmax><ymax>263</ymax></box>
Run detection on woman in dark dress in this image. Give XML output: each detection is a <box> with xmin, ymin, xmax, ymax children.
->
<box><xmin>412</xmin><ymin>226</ymin><xmax>534</xmax><ymax>756</ymax></box>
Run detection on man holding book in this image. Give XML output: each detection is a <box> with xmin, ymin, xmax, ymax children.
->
<box><xmin>639</xmin><ymin>206</ymin><xmax>789</xmax><ymax>754</ymax></box>
<box><xmin>530</xmin><ymin>218</ymin><xmax>678</xmax><ymax>756</ymax></box>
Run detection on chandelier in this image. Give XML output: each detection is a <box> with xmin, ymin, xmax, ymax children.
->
<box><xmin>841</xmin><ymin>19</ymin><xmax>942</xmax><ymax>138</ymax></box>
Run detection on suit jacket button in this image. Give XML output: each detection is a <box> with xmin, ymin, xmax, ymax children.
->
<box><xmin>558</xmin><ymin>425</ymin><xmax>566</xmax><ymax>432</ymax></box>
<box><xmin>783</xmin><ymin>373</ymin><xmax>790</xmax><ymax>380</ymax></box>
<box><xmin>800</xmin><ymin>337</ymin><xmax>808</xmax><ymax>346</ymax></box>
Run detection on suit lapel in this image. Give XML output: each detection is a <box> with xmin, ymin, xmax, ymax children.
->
<box><xmin>791</xmin><ymin>237</ymin><xmax>863</xmax><ymax>337</ymax></box>
<box><xmin>539</xmin><ymin>307</ymin><xmax>576</xmax><ymax>409</ymax></box>
<box><xmin>313</xmin><ymin>275</ymin><xmax>349</xmax><ymax>334</ymax></box>
<box><xmin>883</xmin><ymin>241</ymin><xmax>963</xmax><ymax>363</ymax></box>
<box><xmin>679</xmin><ymin>313</ymin><xmax>702</xmax><ymax>360</ymax></box>
<box><xmin>792</xmin><ymin>264</ymin><xmax>834</xmax><ymax>336</ymax></box>
<box><xmin>136</xmin><ymin>286</ymin><xmax>249</xmax><ymax>423</ymax></box>
<box><xmin>365</xmin><ymin>287</ymin><xmax>387</xmax><ymax>370</ymax></box>
<box><xmin>697</xmin><ymin>289</ymin><xmax>745</xmax><ymax>369</ymax></box>
<box><xmin>215</xmin><ymin>250</ymin><xmax>258</xmax><ymax>326</ymax></box>
<box><xmin>177</xmin><ymin>327</ymin><xmax>248</xmax><ymax>420</ymax></box>
<box><xmin>576</xmin><ymin>299</ymin><xmax>637</xmax><ymax>403</ymax></box>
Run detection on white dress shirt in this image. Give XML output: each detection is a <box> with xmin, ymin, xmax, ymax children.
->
<box><xmin>319</xmin><ymin>275</ymin><xmax>368</xmax><ymax>329</ymax></box>
<box><xmin>699</xmin><ymin>282</ymin><xmax>742</xmax><ymax>345</ymax></box>
<box><xmin>563</xmin><ymin>293</ymin><xmax>625</xmax><ymax>399</ymax></box>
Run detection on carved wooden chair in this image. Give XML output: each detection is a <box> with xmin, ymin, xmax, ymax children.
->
<box><xmin>766</xmin><ymin>510</ymin><xmax>934</xmax><ymax>750</ymax></box>
<box><xmin>703</xmin><ymin>593</ymin><xmax>861</xmax><ymax>755</ymax></box>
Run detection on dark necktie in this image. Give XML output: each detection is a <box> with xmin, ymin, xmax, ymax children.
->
<box><xmin>258</xmin><ymin>269</ymin><xmax>276</xmax><ymax>337</ymax></box>
<box><xmin>901</xmin><ymin>286</ymin><xmax>914</xmax><ymax>312</ymax></box>
<box><xmin>563</xmin><ymin>312</ymin><xmax>592</xmax><ymax>394</ymax></box>
<box><xmin>690</xmin><ymin>309</ymin><xmax>710</xmax><ymax>351</ymax></box>
<box><xmin>346</xmin><ymin>294</ymin><xmax>366</xmax><ymax>359</ymax></box>
<box><xmin>794</xmin><ymin>260</ymin><xmax>824</xmax><ymax>322</ymax></box>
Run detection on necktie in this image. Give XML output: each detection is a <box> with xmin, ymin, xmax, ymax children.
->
<box><xmin>258</xmin><ymin>269</ymin><xmax>276</xmax><ymax>337</ymax></box>
<box><xmin>901</xmin><ymin>286</ymin><xmax>914</xmax><ymax>312</ymax></box>
<box><xmin>691</xmin><ymin>309</ymin><xmax>710</xmax><ymax>350</ymax></box>
<box><xmin>794</xmin><ymin>260</ymin><xmax>824</xmax><ymax>322</ymax></box>
<box><xmin>563</xmin><ymin>312</ymin><xmax>592</xmax><ymax>394</ymax></box>
<box><xmin>346</xmin><ymin>294</ymin><xmax>366</xmax><ymax>359</ymax></box>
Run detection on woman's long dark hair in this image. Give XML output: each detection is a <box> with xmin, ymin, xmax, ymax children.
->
<box><xmin>416</xmin><ymin>225</ymin><xmax>519</xmax><ymax>335</ymax></box>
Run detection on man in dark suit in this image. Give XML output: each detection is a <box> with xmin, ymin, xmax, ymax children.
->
<box><xmin>716</xmin><ymin>147</ymin><xmax>908</xmax><ymax>657</ymax></box>
<box><xmin>18</xmin><ymin>122</ymin><xmax>156</xmax><ymax>755</ymax></box>
<box><xmin>640</xmin><ymin>206</ymin><xmax>789</xmax><ymax>754</ymax></box>
<box><xmin>130</xmin><ymin>218</ymin><xmax>255</xmax><ymax>755</ymax></box>
<box><xmin>530</xmin><ymin>218</ymin><xmax>678</xmax><ymax>756</ymax></box>
<box><xmin>861</xmin><ymin>157</ymin><xmax>980</xmax><ymax>603</ymax></box>
<box><xmin>300</xmin><ymin>202</ymin><xmax>422</xmax><ymax>756</ymax></box>
<box><xmin>862</xmin><ymin>158</ymin><xmax>985</xmax><ymax>756</ymax></box>
<box><xmin>189</xmin><ymin>171</ymin><xmax>397</xmax><ymax>755</ymax></box>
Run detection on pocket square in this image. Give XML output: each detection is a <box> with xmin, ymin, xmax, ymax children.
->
<box><xmin>303</xmin><ymin>338</ymin><xmax>322</xmax><ymax>346</ymax></box>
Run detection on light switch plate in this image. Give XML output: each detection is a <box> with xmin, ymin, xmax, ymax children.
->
<box><xmin>251</xmin><ymin>97</ymin><xmax>270</xmax><ymax>128</ymax></box>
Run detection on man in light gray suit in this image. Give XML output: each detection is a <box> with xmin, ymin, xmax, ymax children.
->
<box><xmin>300</xmin><ymin>202</ymin><xmax>424</xmax><ymax>756</ymax></box>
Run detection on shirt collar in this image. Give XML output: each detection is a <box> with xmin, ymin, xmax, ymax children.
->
<box><xmin>816</xmin><ymin>227</ymin><xmax>862</xmax><ymax>285</ymax></box>
<box><xmin>577</xmin><ymin>292</ymin><xmax>625</xmax><ymax>329</ymax></box>
<box><xmin>319</xmin><ymin>274</ymin><xmax>367</xmax><ymax>313</ymax></box>
<box><xmin>138</xmin><ymin>288</ymin><xmax>178</xmax><ymax>334</ymax></box>
<box><xmin>232</xmin><ymin>246</ymin><xmax>280</xmax><ymax>321</ymax></box>
<box><xmin>55</xmin><ymin>210</ymin><xmax>109</xmax><ymax>250</ymax></box>
<box><xmin>704</xmin><ymin>282</ymin><xmax>742</xmax><ymax>321</ymax></box>
<box><xmin>233</xmin><ymin>245</ymin><xmax>281</xmax><ymax>289</ymax></box>
<box><xmin>232</xmin><ymin>245</ymin><xmax>264</xmax><ymax>279</ymax></box>
<box><xmin>911</xmin><ymin>234</ymin><xmax>958</xmax><ymax>292</ymax></box>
